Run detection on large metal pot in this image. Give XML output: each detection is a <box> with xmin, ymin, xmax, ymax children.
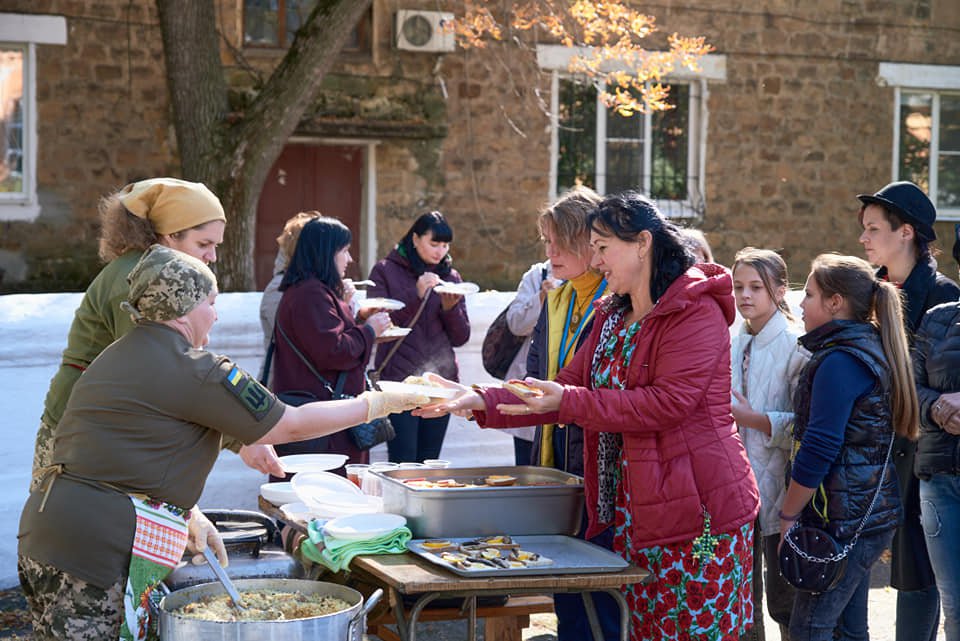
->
<box><xmin>158</xmin><ymin>578</ymin><xmax>381</xmax><ymax>641</ymax></box>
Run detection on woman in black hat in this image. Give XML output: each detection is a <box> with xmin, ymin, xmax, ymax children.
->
<box><xmin>857</xmin><ymin>180</ymin><xmax>959</xmax><ymax>641</ymax></box>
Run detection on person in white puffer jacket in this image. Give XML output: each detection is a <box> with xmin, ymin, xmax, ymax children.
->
<box><xmin>730</xmin><ymin>247</ymin><xmax>809</xmax><ymax>641</ymax></box>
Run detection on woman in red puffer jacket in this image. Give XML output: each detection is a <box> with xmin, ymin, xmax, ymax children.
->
<box><xmin>417</xmin><ymin>192</ymin><xmax>759</xmax><ymax>641</ymax></box>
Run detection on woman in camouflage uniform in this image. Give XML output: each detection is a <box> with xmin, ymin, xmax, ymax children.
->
<box><xmin>19</xmin><ymin>245</ymin><xmax>425</xmax><ymax>641</ymax></box>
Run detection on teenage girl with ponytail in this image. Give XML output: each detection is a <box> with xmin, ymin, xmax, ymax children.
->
<box><xmin>780</xmin><ymin>254</ymin><xmax>918</xmax><ymax>640</ymax></box>
<box><xmin>730</xmin><ymin>248</ymin><xmax>809</xmax><ymax>641</ymax></box>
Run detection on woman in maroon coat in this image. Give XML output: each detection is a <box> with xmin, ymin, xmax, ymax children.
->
<box><xmin>368</xmin><ymin>211</ymin><xmax>471</xmax><ymax>462</ymax></box>
<box><xmin>418</xmin><ymin>193</ymin><xmax>759</xmax><ymax>641</ymax></box>
<box><xmin>271</xmin><ymin>217</ymin><xmax>392</xmax><ymax>473</ymax></box>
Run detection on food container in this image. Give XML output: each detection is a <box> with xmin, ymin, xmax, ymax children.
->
<box><xmin>158</xmin><ymin>579</ymin><xmax>381</xmax><ymax>641</ymax></box>
<box><xmin>376</xmin><ymin>465</ymin><xmax>584</xmax><ymax>538</ymax></box>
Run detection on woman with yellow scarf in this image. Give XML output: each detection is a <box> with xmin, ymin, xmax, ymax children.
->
<box><xmin>523</xmin><ymin>186</ymin><xmax>617</xmax><ymax>640</ymax></box>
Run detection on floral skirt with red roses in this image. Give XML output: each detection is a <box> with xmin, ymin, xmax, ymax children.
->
<box><xmin>613</xmin><ymin>460</ymin><xmax>754</xmax><ymax>641</ymax></box>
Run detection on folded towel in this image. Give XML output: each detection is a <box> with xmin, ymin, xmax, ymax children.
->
<box><xmin>300</xmin><ymin>519</ymin><xmax>412</xmax><ymax>572</ymax></box>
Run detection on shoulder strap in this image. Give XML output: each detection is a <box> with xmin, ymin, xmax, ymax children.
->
<box><xmin>372</xmin><ymin>287</ymin><xmax>433</xmax><ymax>380</ymax></box>
<box><xmin>785</xmin><ymin>431</ymin><xmax>896</xmax><ymax>561</ymax></box>
<box><xmin>274</xmin><ymin>322</ymin><xmax>347</xmax><ymax>397</ymax></box>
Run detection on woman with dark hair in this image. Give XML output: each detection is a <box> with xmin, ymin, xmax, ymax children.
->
<box><xmin>418</xmin><ymin>192</ymin><xmax>759</xmax><ymax>641</ymax></box>
<box><xmin>856</xmin><ymin>181</ymin><xmax>959</xmax><ymax>641</ymax></box>
<box><xmin>367</xmin><ymin>211</ymin><xmax>471</xmax><ymax>462</ymax></box>
<box><xmin>270</xmin><ymin>217</ymin><xmax>392</xmax><ymax>473</ymax></box>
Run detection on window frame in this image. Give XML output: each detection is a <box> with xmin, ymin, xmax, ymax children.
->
<box><xmin>880</xmin><ymin>63</ymin><xmax>960</xmax><ymax>220</ymax></box>
<box><xmin>0</xmin><ymin>13</ymin><xmax>67</xmax><ymax>222</ymax></box>
<box><xmin>539</xmin><ymin>45</ymin><xmax>725</xmax><ymax>218</ymax></box>
<box><xmin>242</xmin><ymin>1</ymin><xmax>372</xmax><ymax>55</ymax></box>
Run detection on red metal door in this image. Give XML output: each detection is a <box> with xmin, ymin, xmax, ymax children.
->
<box><xmin>255</xmin><ymin>144</ymin><xmax>364</xmax><ymax>289</ymax></box>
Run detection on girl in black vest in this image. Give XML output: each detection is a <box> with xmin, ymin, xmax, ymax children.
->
<box><xmin>781</xmin><ymin>254</ymin><xmax>919</xmax><ymax>641</ymax></box>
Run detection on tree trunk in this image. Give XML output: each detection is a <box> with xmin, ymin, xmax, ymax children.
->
<box><xmin>157</xmin><ymin>0</ymin><xmax>373</xmax><ymax>290</ymax></box>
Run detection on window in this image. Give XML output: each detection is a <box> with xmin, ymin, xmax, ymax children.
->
<box><xmin>244</xmin><ymin>1</ymin><xmax>372</xmax><ymax>53</ymax></box>
<box><xmin>553</xmin><ymin>76</ymin><xmax>704</xmax><ymax>217</ymax></box>
<box><xmin>897</xmin><ymin>91</ymin><xmax>960</xmax><ymax>212</ymax></box>
<box><xmin>879</xmin><ymin>63</ymin><xmax>960</xmax><ymax>218</ymax></box>
<box><xmin>0</xmin><ymin>14</ymin><xmax>67</xmax><ymax>221</ymax></box>
<box><xmin>0</xmin><ymin>46</ymin><xmax>25</xmax><ymax>197</ymax></box>
<box><xmin>539</xmin><ymin>45</ymin><xmax>725</xmax><ymax>217</ymax></box>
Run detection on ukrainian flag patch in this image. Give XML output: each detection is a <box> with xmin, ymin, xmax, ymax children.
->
<box><xmin>223</xmin><ymin>365</ymin><xmax>274</xmax><ymax>420</ymax></box>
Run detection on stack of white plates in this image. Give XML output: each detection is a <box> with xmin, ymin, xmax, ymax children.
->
<box><xmin>259</xmin><ymin>481</ymin><xmax>298</xmax><ymax>506</ymax></box>
<box><xmin>290</xmin><ymin>471</ymin><xmax>382</xmax><ymax>518</ymax></box>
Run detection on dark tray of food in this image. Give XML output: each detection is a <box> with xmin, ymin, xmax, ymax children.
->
<box><xmin>407</xmin><ymin>534</ymin><xmax>628</xmax><ymax>577</ymax></box>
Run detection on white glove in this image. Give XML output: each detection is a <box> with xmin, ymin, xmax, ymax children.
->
<box><xmin>187</xmin><ymin>507</ymin><xmax>229</xmax><ymax>567</ymax></box>
<box><xmin>360</xmin><ymin>390</ymin><xmax>430</xmax><ymax>421</ymax></box>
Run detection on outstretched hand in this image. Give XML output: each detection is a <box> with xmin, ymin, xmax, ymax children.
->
<box><xmin>413</xmin><ymin>372</ymin><xmax>484</xmax><ymax>418</ymax></box>
<box><xmin>497</xmin><ymin>378</ymin><xmax>563</xmax><ymax>415</ymax></box>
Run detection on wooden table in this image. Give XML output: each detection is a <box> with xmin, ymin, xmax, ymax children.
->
<box><xmin>258</xmin><ymin>497</ymin><xmax>651</xmax><ymax>641</ymax></box>
<box><xmin>350</xmin><ymin>551</ymin><xmax>650</xmax><ymax>641</ymax></box>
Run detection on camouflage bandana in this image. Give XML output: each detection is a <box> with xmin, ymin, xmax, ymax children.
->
<box><xmin>123</xmin><ymin>244</ymin><xmax>217</xmax><ymax>322</ymax></box>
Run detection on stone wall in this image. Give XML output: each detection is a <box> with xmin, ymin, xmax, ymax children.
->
<box><xmin>654</xmin><ymin>0</ymin><xmax>960</xmax><ymax>278</ymax></box>
<box><xmin>2</xmin><ymin>0</ymin><xmax>960</xmax><ymax>292</ymax></box>
<box><xmin>0</xmin><ymin>1</ymin><xmax>173</xmax><ymax>291</ymax></box>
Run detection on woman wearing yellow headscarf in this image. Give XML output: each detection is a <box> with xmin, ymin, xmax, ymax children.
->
<box><xmin>523</xmin><ymin>186</ymin><xmax>618</xmax><ymax>641</ymax></box>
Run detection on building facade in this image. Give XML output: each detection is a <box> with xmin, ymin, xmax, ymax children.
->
<box><xmin>1</xmin><ymin>0</ymin><xmax>959</xmax><ymax>292</ymax></box>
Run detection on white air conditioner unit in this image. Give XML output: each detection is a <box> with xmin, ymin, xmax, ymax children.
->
<box><xmin>395</xmin><ymin>10</ymin><xmax>455</xmax><ymax>53</ymax></box>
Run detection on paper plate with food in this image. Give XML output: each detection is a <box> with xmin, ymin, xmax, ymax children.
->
<box><xmin>358</xmin><ymin>297</ymin><xmax>406</xmax><ymax>311</ymax></box>
<box><xmin>377</xmin><ymin>376</ymin><xmax>460</xmax><ymax>403</ymax></box>
<box><xmin>379</xmin><ymin>326</ymin><xmax>412</xmax><ymax>340</ymax></box>
<box><xmin>502</xmin><ymin>379</ymin><xmax>544</xmax><ymax>400</ymax></box>
<box><xmin>433</xmin><ymin>282</ymin><xmax>480</xmax><ymax>296</ymax></box>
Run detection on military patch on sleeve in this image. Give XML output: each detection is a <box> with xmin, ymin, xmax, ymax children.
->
<box><xmin>222</xmin><ymin>365</ymin><xmax>275</xmax><ymax>421</ymax></box>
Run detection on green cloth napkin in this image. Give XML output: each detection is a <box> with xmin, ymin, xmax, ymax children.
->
<box><xmin>300</xmin><ymin>519</ymin><xmax>412</xmax><ymax>572</ymax></box>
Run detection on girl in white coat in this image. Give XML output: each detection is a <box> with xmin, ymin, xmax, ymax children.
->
<box><xmin>730</xmin><ymin>248</ymin><xmax>809</xmax><ymax>641</ymax></box>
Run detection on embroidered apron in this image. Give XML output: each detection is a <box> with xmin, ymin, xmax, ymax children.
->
<box><xmin>120</xmin><ymin>496</ymin><xmax>190</xmax><ymax>641</ymax></box>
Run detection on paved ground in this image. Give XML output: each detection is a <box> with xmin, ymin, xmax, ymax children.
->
<box><xmin>0</xmin><ymin>555</ymin><xmax>936</xmax><ymax>640</ymax></box>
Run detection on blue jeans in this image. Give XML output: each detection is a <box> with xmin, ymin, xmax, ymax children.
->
<box><xmin>896</xmin><ymin>584</ymin><xmax>940</xmax><ymax>641</ymax></box>
<box><xmin>789</xmin><ymin>528</ymin><xmax>893</xmax><ymax>641</ymax></box>
<box><xmin>921</xmin><ymin>474</ymin><xmax>960</xmax><ymax>641</ymax></box>
<box><xmin>386</xmin><ymin>410</ymin><xmax>449</xmax><ymax>463</ymax></box>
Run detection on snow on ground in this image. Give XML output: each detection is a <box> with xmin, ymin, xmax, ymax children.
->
<box><xmin>0</xmin><ymin>290</ymin><xmax>516</xmax><ymax>588</ymax></box>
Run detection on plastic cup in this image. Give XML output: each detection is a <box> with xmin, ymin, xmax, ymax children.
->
<box><xmin>423</xmin><ymin>459</ymin><xmax>451</xmax><ymax>469</ymax></box>
<box><xmin>345</xmin><ymin>463</ymin><xmax>371</xmax><ymax>487</ymax></box>
<box><xmin>362</xmin><ymin>462</ymin><xmax>399</xmax><ymax>496</ymax></box>
<box><xmin>398</xmin><ymin>462</ymin><xmax>427</xmax><ymax>469</ymax></box>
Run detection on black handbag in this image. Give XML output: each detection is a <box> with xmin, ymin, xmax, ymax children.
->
<box><xmin>480</xmin><ymin>266</ymin><xmax>546</xmax><ymax>380</ymax></box>
<box><xmin>274</xmin><ymin>322</ymin><xmax>396</xmax><ymax>451</ymax></box>
<box><xmin>778</xmin><ymin>525</ymin><xmax>848</xmax><ymax>593</ymax></box>
<box><xmin>778</xmin><ymin>433</ymin><xmax>895</xmax><ymax>594</ymax></box>
<box><xmin>481</xmin><ymin>306</ymin><xmax>526</xmax><ymax>379</ymax></box>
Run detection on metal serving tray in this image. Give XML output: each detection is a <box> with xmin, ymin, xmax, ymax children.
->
<box><xmin>376</xmin><ymin>466</ymin><xmax>584</xmax><ymax>538</ymax></box>
<box><xmin>407</xmin><ymin>535</ymin><xmax>628</xmax><ymax>577</ymax></box>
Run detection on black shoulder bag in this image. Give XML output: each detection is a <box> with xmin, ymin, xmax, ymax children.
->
<box><xmin>271</xmin><ymin>322</ymin><xmax>396</xmax><ymax>450</ymax></box>
<box><xmin>480</xmin><ymin>266</ymin><xmax>547</xmax><ymax>379</ymax></box>
<box><xmin>778</xmin><ymin>432</ymin><xmax>895</xmax><ymax>593</ymax></box>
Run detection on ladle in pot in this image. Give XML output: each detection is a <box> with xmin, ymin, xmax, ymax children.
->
<box><xmin>201</xmin><ymin>546</ymin><xmax>246</xmax><ymax>612</ymax></box>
